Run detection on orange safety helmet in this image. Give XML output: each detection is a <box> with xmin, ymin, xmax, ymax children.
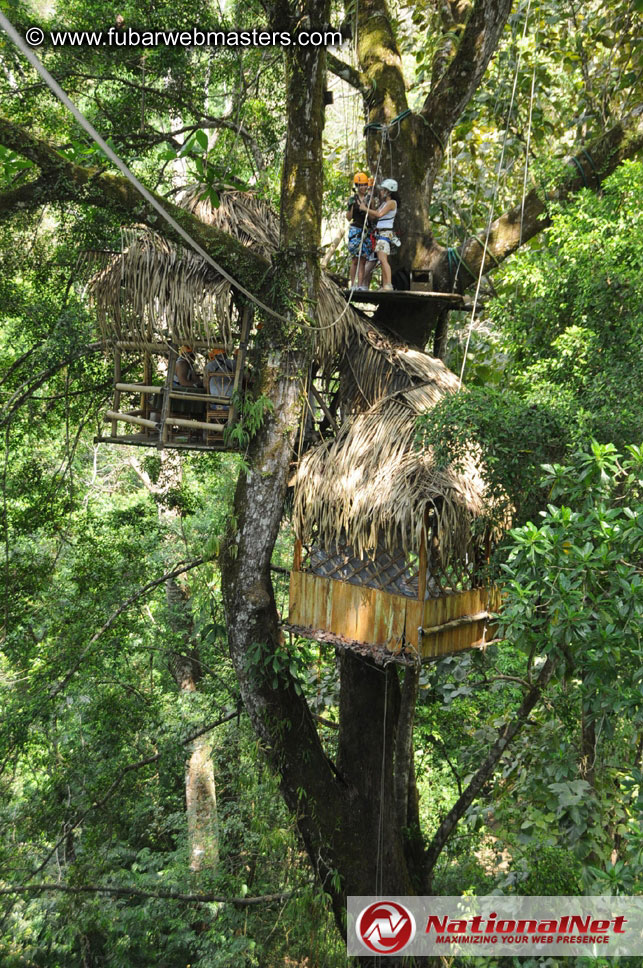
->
<box><xmin>208</xmin><ymin>347</ymin><xmax>225</xmax><ymax>359</ymax></box>
<box><xmin>368</xmin><ymin>176</ymin><xmax>375</xmax><ymax>187</ymax></box>
<box><xmin>353</xmin><ymin>171</ymin><xmax>369</xmax><ymax>186</ymax></box>
<box><xmin>178</xmin><ymin>344</ymin><xmax>193</xmax><ymax>356</ymax></box>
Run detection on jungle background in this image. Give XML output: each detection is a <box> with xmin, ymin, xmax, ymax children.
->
<box><xmin>0</xmin><ymin>0</ymin><xmax>642</xmax><ymax>965</ymax></box>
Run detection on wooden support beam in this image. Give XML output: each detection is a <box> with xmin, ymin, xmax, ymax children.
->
<box><xmin>159</xmin><ymin>347</ymin><xmax>177</xmax><ymax>448</ymax></box>
<box><xmin>170</xmin><ymin>416</ymin><xmax>225</xmax><ymax>433</ymax></box>
<box><xmin>293</xmin><ymin>539</ymin><xmax>303</xmax><ymax>572</ymax></box>
<box><xmin>105</xmin><ymin>411</ymin><xmax>158</xmax><ymax>430</ymax></box>
<box><xmin>115</xmin><ymin>340</ymin><xmax>225</xmax><ymax>353</ymax></box>
<box><xmin>228</xmin><ymin>305</ymin><xmax>252</xmax><ymax>428</ymax></box>
<box><xmin>311</xmin><ymin>385</ymin><xmax>339</xmax><ymax>435</ymax></box>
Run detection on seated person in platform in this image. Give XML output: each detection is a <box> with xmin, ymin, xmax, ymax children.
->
<box><xmin>204</xmin><ymin>348</ymin><xmax>236</xmax><ymax>408</ymax></box>
<box><xmin>174</xmin><ymin>345</ymin><xmax>201</xmax><ymax>388</ymax></box>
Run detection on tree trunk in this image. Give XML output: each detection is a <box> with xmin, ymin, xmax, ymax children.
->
<box><xmin>155</xmin><ymin>450</ymin><xmax>220</xmax><ymax>875</ymax></box>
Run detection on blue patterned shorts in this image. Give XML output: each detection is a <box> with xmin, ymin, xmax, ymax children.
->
<box><xmin>348</xmin><ymin>225</ymin><xmax>374</xmax><ymax>259</ymax></box>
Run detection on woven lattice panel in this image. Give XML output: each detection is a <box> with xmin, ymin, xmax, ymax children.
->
<box><xmin>307</xmin><ymin>541</ymin><xmax>444</xmax><ymax>599</ymax></box>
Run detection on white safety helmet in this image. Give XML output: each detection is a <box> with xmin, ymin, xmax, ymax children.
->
<box><xmin>381</xmin><ymin>178</ymin><xmax>398</xmax><ymax>192</ymax></box>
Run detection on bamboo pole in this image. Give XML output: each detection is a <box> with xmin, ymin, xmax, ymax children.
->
<box><xmin>170</xmin><ymin>391</ymin><xmax>231</xmax><ymax>405</ymax></box>
<box><xmin>417</xmin><ymin>510</ymin><xmax>429</xmax><ymax>602</ymax></box>
<box><xmin>105</xmin><ymin>411</ymin><xmax>158</xmax><ymax>430</ymax></box>
<box><xmin>170</xmin><ymin>416</ymin><xmax>225</xmax><ymax>433</ymax></box>
<box><xmin>159</xmin><ymin>347</ymin><xmax>177</xmax><ymax>448</ymax></box>
<box><xmin>112</xmin><ymin>348</ymin><xmax>121</xmax><ymax>436</ymax></box>
<box><xmin>116</xmin><ymin>340</ymin><xmax>225</xmax><ymax>353</ymax></box>
<box><xmin>95</xmin><ymin>435</ymin><xmax>228</xmax><ymax>452</ymax></box>
<box><xmin>142</xmin><ymin>350</ymin><xmax>151</xmax><ymax>417</ymax></box>
<box><xmin>115</xmin><ymin>382</ymin><xmax>164</xmax><ymax>394</ymax></box>
<box><xmin>114</xmin><ymin>384</ymin><xmax>230</xmax><ymax>405</ymax></box>
<box><xmin>420</xmin><ymin>610</ymin><xmax>490</xmax><ymax>636</ymax></box>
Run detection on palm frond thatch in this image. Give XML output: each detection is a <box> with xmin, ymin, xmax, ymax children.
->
<box><xmin>87</xmin><ymin>189</ymin><xmax>360</xmax><ymax>360</ymax></box>
<box><xmin>293</xmin><ymin>345</ymin><xmax>489</xmax><ymax>567</ymax></box>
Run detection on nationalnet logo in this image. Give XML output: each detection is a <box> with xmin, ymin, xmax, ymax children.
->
<box><xmin>356</xmin><ymin>901</ymin><xmax>416</xmax><ymax>954</ymax></box>
<box><xmin>348</xmin><ymin>896</ymin><xmax>643</xmax><ymax>957</ymax></box>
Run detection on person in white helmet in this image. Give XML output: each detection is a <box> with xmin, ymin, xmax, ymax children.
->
<box><xmin>359</xmin><ymin>178</ymin><xmax>399</xmax><ymax>291</ymax></box>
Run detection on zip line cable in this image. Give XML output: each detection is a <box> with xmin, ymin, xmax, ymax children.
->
<box><xmin>0</xmin><ymin>11</ymin><xmax>346</xmax><ymax>333</ymax></box>
<box><xmin>0</xmin><ymin>11</ymin><xmax>296</xmax><ymax>325</ymax></box>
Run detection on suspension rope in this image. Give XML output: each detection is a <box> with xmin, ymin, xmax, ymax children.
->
<box><xmin>458</xmin><ymin>0</ymin><xmax>534</xmax><ymax>388</ymax></box>
<box><xmin>375</xmin><ymin>673</ymin><xmax>389</xmax><ymax>898</ymax></box>
<box><xmin>0</xmin><ymin>13</ymin><xmax>299</xmax><ymax>326</ymax></box>
<box><xmin>581</xmin><ymin>149</ymin><xmax>599</xmax><ymax>188</ymax></box>
<box><xmin>569</xmin><ymin>155</ymin><xmax>588</xmax><ymax>188</ymax></box>
<box><xmin>443</xmin><ymin>24</ymin><xmax>524</xmax><ymax>295</ymax></box>
<box><xmin>519</xmin><ymin>62</ymin><xmax>537</xmax><ymax>250</ymax></box>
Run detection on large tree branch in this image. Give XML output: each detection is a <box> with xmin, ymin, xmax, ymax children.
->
<box><xmin>421</xmin><ymin>0</ymin><xmax>513</xmax><ymax>148</ymax></box>
<box><xmin>0</xmin><ymin>117</ymin><xmax>270</xmax><ymax>285</ymax></box>
<box><xmin>357</xmin><ymin>0</ymin><xmax>409</xmax><ymax>122</ymax></box>
<box><xmin>430</xmin><ymin>0</ymin><xmax>473</xmax><ymax>91</ymax></box>
<box><xmin>327</xmin><ymin>52</ymin><xmax>370</xmax><ymax>98</ymax></box>
<box><xmin>424</xmin><ymin>655</ymin><xmax>556</xmax><ymax>884</ymax></box>
<box><xmin>454</xmin><ymin>110</ymin><xmax>643</xmax><ymax>282</ymax></box>
<box><xmin>0</xmin><ymin>883</ymin><xmax>292</xmax><ymax>906</ymax></box>
<box><xmin>0</xmin><ymin>176</ymin><xmax>56</xmax><ymax>216</ymax></box>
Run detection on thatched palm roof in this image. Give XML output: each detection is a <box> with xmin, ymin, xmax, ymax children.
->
<box><xmin>88</xmin><ymin>189</ymin><xmax>359</xmax><ymax>360</ymax></box>
<box><xmin>293</xmin><ymin>326</ymin><xmax>490</xmax><ymax>567</ymax></box>
<box><xmin>87</xmin><ymin>186</ymin><xmax>498</xmax><ymax>564</ymax></box>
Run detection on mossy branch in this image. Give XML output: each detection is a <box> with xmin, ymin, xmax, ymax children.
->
<box><xmin>0</xmin><ymin>116</ymin><xmax>270</xmax><ymax>287</ymax></box>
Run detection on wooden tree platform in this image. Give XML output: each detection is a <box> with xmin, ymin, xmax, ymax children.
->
<box><xmin>95</xmin><ymin>432</ymin><xmax>230</xmax><ymax>452</ymax></box>
<box><xmin>288</xmin><ymin>570</ymin><xmax>500</xmax><ymax>663</ymax></box>
<box><xmin>98</xmin><ymin>307</ymin><xmax>253</xmax><ymax>453</ymax></box>
<box><xmin>341</xmin><ymin>289</ymin><xmax>471</xmax><ymax>310</ymax></box>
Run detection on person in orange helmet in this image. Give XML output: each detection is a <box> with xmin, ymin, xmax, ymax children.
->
<box><xmin>204</xmin><ymin>346</ymin><xmax>235</xmax><ymax>402</ymax></box>
<box><xmin>346</xmin><ymin>171</ymin><xmax>374</xmax><ymax>289</ymax></box>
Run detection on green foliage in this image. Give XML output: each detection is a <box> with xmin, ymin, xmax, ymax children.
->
<box><xmin>492</xmin><ymin>161</ymin><xmax>643</xmax><ymax>449</ymax></box>
<box><xmin>506</xmin><ymin>844</ymin><xmax>584</xmax><ymax>895</ymax></box>
<box><xmin>498</xmin><ymin>442</ymin><xmax>643</xmax><ymax>669</ymax></box>
<box><xmin>245</xmin><ymin>637</ymin><xmax>307</xmax><ymax>694</ymax></box>
<box><xmin>225</xmin><ymin>392</ymin><xmax>274</xmax><ymax>449</ymax></box>
<box><xmin>416</xmin><ymin>385</ymin><xmax>570</xmax><ymax>529</ymax></box>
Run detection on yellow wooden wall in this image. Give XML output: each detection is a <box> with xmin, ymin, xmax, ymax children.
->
<box><xmin>288</xmin><ymin>571</ymin><xmax>500</xmax><ymax>660</ymax></box>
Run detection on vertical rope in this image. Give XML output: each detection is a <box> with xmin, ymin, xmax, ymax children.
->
<box><xmin>520</xmin><ymin>62</ymin><xmax>538</xmax><ymax>250</ymax></box>
<box><xmin>458</xmin><ymin>0</ymin><xmax>534</xmax><ymax>388</ymax></box>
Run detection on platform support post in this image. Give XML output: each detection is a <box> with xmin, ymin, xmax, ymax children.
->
<box><xmin>159</xmin><ymin>345</ymin><xmax>177</xmax><ymax>448</ymax></box>
<box><xmin>293</xmin><ymin>539</ymin><xmax>302</xmax><ymax>572</ymax></box>
<box><xmin>418</xmin><ymin>510</ymin><xmax>429</xmax><ymax>602</ymax></box>
<box><xmin>111</xmin><ymin>348</ymin><xmax>121</xmax><ymax>436</ymax></box>
<box><xmin>228</xmin><ymin>304</ymin><xmax>253</xmax><ymax>430</ymax></box>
